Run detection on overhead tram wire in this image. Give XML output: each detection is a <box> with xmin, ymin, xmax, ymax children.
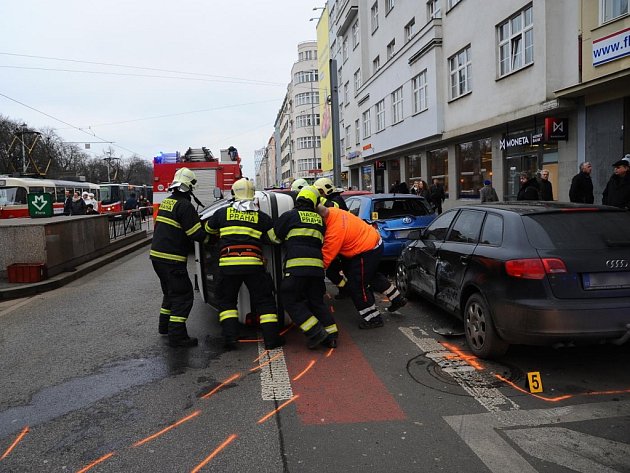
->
<box><xmin>0</xmin><ymin>91</ymin><xmax>145</xmax><ymax>158</ymax></box>
<box><xmin>0</xmin><ymin>52</ymin><xmax>285</xmax><ymax>86</ymax></box>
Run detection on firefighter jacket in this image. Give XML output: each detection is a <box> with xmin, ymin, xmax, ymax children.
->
<box><xmin>321</xmin><ymin>206</ymin><xmax>381</xmax><ymax>268</ymax></box>
<box><xmin>328</xmin><ymin>192</ymin><xmax>349</xmax><ymax>211</ymax></box>
<box><xmin>150</xmin><ymin>191</ymin><xmax>206</xmax><ymax>264</ymax></box>
<box><xmin>269</xmin><ymin>206</ymin><xmax>326</xmax><ymax>277</ymax></box>
<box><xmin>321</xmin><ymin>196</ymin><xmax>339</xmax><ymax>208</ymax></box>
<box><xmin>204</xmin><ymin>202</ymin><xmax>274</xmax><ymax>273</ymax></box>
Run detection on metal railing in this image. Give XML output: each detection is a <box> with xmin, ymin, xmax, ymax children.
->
<box><xmin>108</xmin><ymin>207</ymin><xmax>153</xmax><ymax>240</ymax></box>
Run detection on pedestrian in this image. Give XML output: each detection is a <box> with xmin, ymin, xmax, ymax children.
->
<box><xmin>85</xmin><ymin>192</ymin><xmax>98</xmax><ymax>212</ymax></box>
<box><xmin>314</xmin><ymin>177</ymin><xmax>349</xmax><ymax>210</ymax></box>
<box><xmin>538</xmin><ymin>169</ymin><xmax>554</xmax><ymax>201</ymax></box>
<box><xmin>398</xmin><ymin>181</ymin><xmax>409</xmax><ymax>194</ymax></box>
<box><xmin>479</xmin><ymin>180</ymin><xmax>499</xmax><ymax>203</ymax></box>
<box><xmin>70</xmin><ymin>191</ymin><xmax>87</xmax><ymax>215</ymax></box>
<box><xmin>569</xmin><ymin>162</ymin><xmax>594</xmax><ymax>204</ymax></box>
<box><xmin>389</xmin><ymin>180</ymin><xmax>400</xmax><ymax>193</ymax></box>
<box><xmin>318</xmin><ymin>205</ymin><xmax>407</xmax><ymax>329</ymax></box>
<box><xmin>602</xmin><ymin>159</ymin><xmax>630</xmax><ymax>209</ymax></box>
<box><xmin>516</xmin><ymin>171</ymin><xmax>540</xmax><ymax>201</ymax></box>
<box><xmin>204</xmin><ymin>178</ymin><xmax>284</xmax><ymax>350</ymax></box>
<box><xmin>150</xmin><ymin>167</ymin><xmax>208</xmax><ymax>347</ymax></box>
<box><xmin>63</xmin><ymin>190</ymin><xmax>72</xmax><ymax>215</ymax></box>
<box><xmin>85</xmin><ymin>203</ymin><xmax>99</xmax><ymax>215</ymax></box>
<box><xmin>429</xmin><ymin>178</ymin><xmax>446</xmax><ymax>214</ymax></box>
<box><xmin>124</xmin><ymin>192</ymin><xmax>138</xmax><ymax>211</ymax></box>
<box><xmin>410</xmin><ymin>180</ymin><xmax>430</xmax><ymax>198</ymax></box>
<box><xmin>269</xmin><ymin>186</ymin><xmax>338</xmax><ymax>349</ymax></box>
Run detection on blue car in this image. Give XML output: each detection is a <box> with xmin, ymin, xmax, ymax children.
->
<box><xmin>344</xmin><ymin>193</ymin><xmax>437</xmax><ymax>259</ymax></box>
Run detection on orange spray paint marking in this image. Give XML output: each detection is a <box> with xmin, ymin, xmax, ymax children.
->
<box><xmin>440</xmin><ymin>342</ymin><xmax>484</xmax><ymax>370</ymax></box>
<box><xmin>76</xmin><ymin>452</ymin><xmax>115</xmax><ymax>473</ymax></box>
<box><xmin>495</xmin><ymin>374</ymin><xmax>573</xmax><ymax>402</ymax></box>
<box><xmin>249</xmin><ymin>352</ymin><xmax>283</xmax><ymax>372</ymax></box>
<box><xmin>257</xmin><ymin>395</ymin><xmax>300</xmax><ymax>424</ymax></box>
<box><xmin>0</xmin><ymin>426</ymin><xmax>29</xmax><ymax>460</ymax></box>
<box><xmin>325</xmin><ymin>348</ymin><xmax>334</xmax><ymax>358</ymax></box>
<box><xmin>201</xmin><ymin>374</ymin><xmax>241</xmax><ymax>400</ymax></box>
<box><xmin>132</xmin><ymin>410</ymin><xmax>201</xmax><ymax>447</ymax></box>
<box><xmin>280</xmin><ymin>324</ymin><xmax>294</xmax><ymax>336</ymax></box>
<box><xmin>252</xmin><ymin>350</ymin><xmax>269</xmax><ymax>364</ymax></box>
<box><xmin>293</xmin><ymin>360</ymin><xmax>317</xmax><ymax>381</ymax></box>
<box><xmin>190</xmin><ymin>434</ymin><xmax>238</xmax><ymax>473</ymax></box>
<box><xmin>238</xmin><ymin>338</ymin><xmax>263</xmax><ymax>343</ymax></box>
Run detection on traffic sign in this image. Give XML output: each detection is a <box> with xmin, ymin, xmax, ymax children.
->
<box><xmin>27</xmin><ymin>192</ymin><xmax>53</xmax><ymax>218</ymax></box>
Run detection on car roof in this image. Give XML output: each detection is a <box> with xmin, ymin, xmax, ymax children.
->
<box><xmin>347</xmin><ymin>193</ymin><xmax>427</xmax><ymax>199</ymax></box>
<box><xmin>458</xmin><ymin>201</ymin><xmax>624</xmax><ymax>215</ymax></box>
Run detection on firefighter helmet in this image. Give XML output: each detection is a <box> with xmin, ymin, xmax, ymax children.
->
<box><xmin>291</xmin><ymin>178</ymin><xmax>309</xmax><ymax>192</ymax></box>
<box><xmin>296</xmin><ymin>186</ymin><xmax>320</xmax><ymax>208</ymax></box>
<box><xmin>313</xmin><ymin>177</ymin><xmax>335</xmax><ymax>196</ymax></box>
<box><xmin>231</xmin><ymin>178</ymin><xmax>255</xmax><ymax>201</ymax></box>
<box><xmin>168</xmin><ymin>167</ymin><xmax>197</xmax><ymax>192</ymax></box>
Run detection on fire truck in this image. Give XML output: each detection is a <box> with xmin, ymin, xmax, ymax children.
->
<box><xmin>152</xmin><ymin>146</ymin><xmax>242</xmax><ymax>214</ymax></box>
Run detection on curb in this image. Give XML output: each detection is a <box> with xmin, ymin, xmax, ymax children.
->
<box><xmin>0</xmin><ymin>236</ymin><xmax>153</xmax><ymax>301</ymax></box>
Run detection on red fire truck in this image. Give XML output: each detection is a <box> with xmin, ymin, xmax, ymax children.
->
<box><xmin>152</xmin><ymin>147</ymin><xmax>242</xmax><ymax>214</ymax></box>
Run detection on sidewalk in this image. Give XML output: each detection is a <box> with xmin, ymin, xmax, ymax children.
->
<box><xmin>0</xmin><ymin>234</ymin><xmax>152</xmax><ymax>302</ymax></box>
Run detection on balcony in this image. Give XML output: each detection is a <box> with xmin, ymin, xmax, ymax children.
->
<box><xmin>335</xmin><ymin>0</ymin><xmax>358</xmax><ymax>37</ymax></box>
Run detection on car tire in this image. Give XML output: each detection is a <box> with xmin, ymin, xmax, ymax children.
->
<box><xmin>464</xmin><ymin>293</ymin><xmax>508</xmax><ymax>359</ymax></box>
<box><xmin>395</xmin><ymin>261</ymin><xmax>412</xmax><ymax>298</ymax></box>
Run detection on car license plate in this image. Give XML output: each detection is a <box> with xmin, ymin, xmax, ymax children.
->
<box><xmin>583</xmin><ymin>272</ymin><xmax>630</xmax><ymax>290</ymax></box>
<box><xmin>394</xmin><ymin>230</ymin><xmax>411</xmax><ymax>239</ymax></box>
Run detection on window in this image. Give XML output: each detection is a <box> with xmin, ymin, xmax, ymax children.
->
<box><xmin>375</xmin><ymin>100</ymin><xmax>385</xmax><ymax>131</ymax></box>
<box><xmin>294</xmin><ymin>70</ymin><xmax>319</xmax><ymax>84</ymax></box>
<box><xmin>448</xmin><ymin>0</ymin><xmax>462</xmax><ymax>9</ymax></box>
<box><xmin>295</xmin><ymin>114</ymin><xmax>320</xmax><ymax>128</ymax></box>
<box><xmin>373</xmin><ymin>55</ymin><xmax>381</xmax><ymax>74</ymax></box>
<box><xmin>387</xmin><ymin>39</ymin><xmax>396</xmax><ymax>60</ymax></box>
<box><xmin>362</xmin><ymin>109</ymin><xmax>372</xmax><ymax>138</ymax></box>
<box><xmin>298</xmin><ymin>50</ymin><xmax>317</xmax><ymax>61</ymax></box>
<box><xmin>447</xmin><ymin>210</ymin><xmax>484</xmax><ymax>244</ymax></box>
<box><xmin>342</xmin><ymin>36</ymin><xmax>349</xmax><ymax>62</ymax></box>
<box><xmin>355</xmin><ymin>119</ymin><xmax>360</xmax><ymax>145</ymax></box>
<box><xmin>391</xmin><ymin>87</ymin><xmax>403</xmax><ymax>124</ymax></box>
<box><xmin>428</xmin><ymin>147</ymin><xmax>449</xmax><ymax>195</ymax></box>
<box><xmin>428</xmin><ymin>0</ymin><xmax>441</xmax><ymax>19</ymax></box>
<box><xmin>480</xmin><ymin>214</ymin><xmax>503</xmax><ymax>246</ymax></box>
<box><xmin>601</xmin><ymin>0</ymin><xmax>629</xmax><ymax>22</ymax></box>
<box><xmin>412</xmin><ymin>71</ymin><xmax>428</xmax><ymax>114</ymax></box>
<box><xmin>345</xmin><ymin>125</ymin><xmax>351</xmax><ymax>148</ymax></box>
<box><xmin>405</xmin><ymin>18</ymin><xmax>416</xmax><ymax>42</ymax></box>
<box><xmin>347</xmin><ymin>198</ymin><xmax>361</xmax><ymax>215</ymax></box>
<box><xmin>456</xmin><ymin>138</ymin><xmax>492</xmax><ymax>198</ymax></box>
<box><xmin>352</xmin><ymin>19</ymin><xmax>360</xmax><ymax>48</ymax></box>
<box><xmin>371</xmin><ymin>2</ymin><xmax>379</xmax><ymax>32</ymax></box>
<box><xmin>386</xmin><ymin>0</ymin><xmax>395</xmax><ymax>13</ymax></box>
<box><xmin>424</xmin><ymin>210</ymin><xmax>457</xmax><ymax>241</ymax></box>
<box><xmin>296</xmin><ymin>136</ymin><xmax>321</xmax><ymax>149</ymax></box>
<box><xmin>498</xmin><ymin>5</ymin><xmax>533</xmax><ymax>77</ymax></box>
<box><xmin>354</xmin><ymin>68</ymin><xmax>362</xmax><ymax>92</ymax></box>
<box><xmin>295</xmin><ymin>92</ymin><xmax>319</xmax><ymax>105</ymax></box>
<box><xmin>344</xmin><ymin>82</ymin><xmax>349</xmax><ymax>103</ymax></box>
<box><xmin>297</xmin><ymin>157</ymin><xmax>321</xmax><ymax>171</ymax></box>
<box><xmin>449</xmin><ymin>45</ymin><xmax>472</xmax><ymax>99</ymax></box>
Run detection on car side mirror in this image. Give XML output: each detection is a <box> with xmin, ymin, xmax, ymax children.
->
<box><xmin>408</xmin><ymin>229</ymin><xmax>423</xmax><ymax>240</ymax></box>
<box><xmin>213</xmin><ymin>188</ymin><xmax>223</xmax><ymax>200</ymax></box>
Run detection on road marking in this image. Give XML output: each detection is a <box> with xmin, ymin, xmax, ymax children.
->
<box><xmin>399</xmin><ymin>326</ymin><xmax>519</xmax><ymax>412</ymax></box>
<box><xmin>444</xmin><ymin>400</ymin><xmax>630</xmax><ymax>473</ymax></box>
<box><xmin>257</xmin><ymin>342</ymin><xmax>293</xmax><ymax>401</ymax></box>
<box><xmin>0</xmin><ymin>296</ymin><xmax>37</xmax><ymax>317</ymax></box>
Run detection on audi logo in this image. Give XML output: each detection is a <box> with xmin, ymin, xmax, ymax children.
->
<box><xmin>605</xmin><ymin>259</ymin><xmax>629</xmax><ymax>269</ymax></box>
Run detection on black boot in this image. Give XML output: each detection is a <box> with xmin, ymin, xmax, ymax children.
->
<box><xmin>335</xmin><ymin>285</ymin><xmax>351</xmax><ymax>300</ymax></box>
<box><xmin>168</xmin><ymin>322</ymin><xmax>198</xmax><ymax>348</ymax></box>
<box><xmin>159</xmin><ymin>312</ymin><xmax>169</xmax><ymax>335</ymax></box>
<box><xmin>388</xmin><ymin>295</ymin><xmax>407</xmax><ymax>312</ymax></box>
<box><xmin>358</xmin><ymin>316</ymin><xmax>384</xmax><ymax>329</ymax></box>
<box><xmin>324</xmin><ymin>335</ymin><xmax>338</xmax><ymax>348</ymax></box>
<box><xmin>307</xmin><ymin>327</ymin><xmax>329</xmax><ymax>349</ymax></box>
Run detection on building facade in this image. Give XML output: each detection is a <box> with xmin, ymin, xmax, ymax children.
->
<box><xmin>326</xmin><ymin>0</ymin><xmax>594</xmax><ymax>205</ymax></box>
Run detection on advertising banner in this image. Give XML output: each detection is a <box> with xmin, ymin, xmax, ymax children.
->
<box><xmin>317</xmin><ymin>8</ymin><xmax>334</xmax><ymax>172</ymax></box>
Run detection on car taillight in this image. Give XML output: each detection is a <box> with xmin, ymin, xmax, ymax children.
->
<box><xmin>505</xmin><ymin>258</ymin><xmax>567</xmax><ymax>279</ymax></box>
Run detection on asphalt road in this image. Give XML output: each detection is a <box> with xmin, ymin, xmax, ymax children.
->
<box><xmin>1</xmin><ymin>247</ymin><xmax>629</xmax><ymax>472</ymax></box>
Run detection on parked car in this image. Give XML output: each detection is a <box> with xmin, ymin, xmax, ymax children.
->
<box><xmin>395</xmin><ymin>202</ymin><xmax>630</xmax><ymax>358</ymax></box>
<box><xmin>344</xmin><ymin>193</ymin><xmax>437</xmax><ymax>260</ymax></box>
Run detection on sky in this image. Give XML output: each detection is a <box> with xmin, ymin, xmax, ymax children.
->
<box><xmin>0</xmin><ymin>1</ymin><xmax>322</xmax><ymax>179</ymax></box>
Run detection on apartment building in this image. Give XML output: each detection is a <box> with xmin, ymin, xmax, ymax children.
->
<box><xmin>274</xmin><ymin>41</ymin><xmax>322</xmax><ymax>188</ymax></box>
<box><xmin>254</xmin><ymin>135</ymin><xmax>277</xmax><ymax>190</ymax></box>
<box><xmin>327</xmin><ymin>0</ymin><xmax>583</xmax><ymax>205</ymax></box>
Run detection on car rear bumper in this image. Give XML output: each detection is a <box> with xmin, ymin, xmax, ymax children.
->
<box><xmin>491</xmin><ymin>299</ymin><xmax>630</xmax><ymax>345</ymax></box>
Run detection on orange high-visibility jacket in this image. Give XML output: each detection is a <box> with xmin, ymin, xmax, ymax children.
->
<box><xmin>321</xmin><ymin>207</ymin><xmax>381</xmax><ymax>268</ymax></box>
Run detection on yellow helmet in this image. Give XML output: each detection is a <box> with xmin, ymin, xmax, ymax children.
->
<box><xmin>296</xmin><ymin>186</ymin><xmax>320</xmax><ymax>208</ymax></box>
<box><xmin>231</xmin><ymin>178</ymin><xmax>255</xmax><ymax>201</ymax></box>
<box><xmin>291</xmin><ymin>178</ymin><xmax>309</xmax><ymax>192</ymax></box>
<box><xmin>169</xmin><ymin>167</ymin><xmax>197</xmax><ymax>192</ymax></box>
<box><xmin>313</xmin><ymin>177</ymin><xmax>335</xmax><ymax>196</ymax></box>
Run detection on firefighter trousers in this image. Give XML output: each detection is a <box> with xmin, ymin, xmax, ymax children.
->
<box><xmin>280</xmin><ymin>275</ymin><xmax>338</xmax><ymax>340</ymax></box>
<box><xmin>216</xmin><ymin>270</ymin><xmax>281</xmax><ymax>347</ymax></box>
<box><xmin>152</xmin><ymin>260</ymin><xmax>194</xmax><ymax>338</ymax></box>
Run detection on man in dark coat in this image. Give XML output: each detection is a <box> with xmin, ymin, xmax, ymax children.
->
<box><xmin>602</xmin><ymin>159</ymin><xmax>630</xmax><ymax>209</ymax></box>
<box><xmin>569</xmin><ymin>162</ymin><xmax>594</xmax><ymax>204</ymax></box>
<box><xmin>538</xmin><ymin>169</ymin><xmax>553</xmax><ymax>201</ymax></box>
<box><xmin>429</xmin><ymin>178</ymin><xmax>446</xmax><ymax>214</ymax></box>
<box><xmin>517</xmin><ymin>172</ymin><xmax>540</xmax><ymax>201</ymax></box>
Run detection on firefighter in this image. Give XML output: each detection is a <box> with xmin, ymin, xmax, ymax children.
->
<box><xmin>150</xmin><ymin>167</ymin><xmax>207</xmax><ymax>347</ymax></box>
<box><xmin>319</xmin><ymin>205</ymin><xmax>407</xmax><ymax>328</ymax></box>
<box><xmin>314</xmin><ymin>177</ymin><xmax>349</xmax><ymax>211</ymax></box>
<box><xmin>290</xmin><ymin>178</ymin><xmax>309</xmax><ymax>192</ymax></box>
<box><xmin>268</xmin><ymin>186</ymin><xmax>338</xmax><ymax>349</ymax></box>
<box><xmin>204</xmin><ymin>178</ymin><xmax>284</xmax><ymax>350</ymax></box>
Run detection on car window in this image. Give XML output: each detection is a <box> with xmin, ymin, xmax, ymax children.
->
<box><xmin>371</xmin><ymin>198</ymin><xmax>429</xmax><ymax>219</ymax></box>
<box><xmin>523</xmin><ymin>211</ymin><xmax>630</xmax><ymax>250</ymax></box>
<box><xmin>480</xmin><ymin>213</ymin><xmax>503</xmax><ymax>246</ymax></box>
<box><xmin>447</xmin><ymin>209</ymin><xmax>484</xmax><ymax>244</ymax></box>
<box><xmin>346</xmin><ymin>198</ymin><xmax>361</xmax><ymax>216</ymax></box>
<box><xmin>424</xmin><ymin>210</ymin><xmax>457</xmax><ymax>241</ymax></box>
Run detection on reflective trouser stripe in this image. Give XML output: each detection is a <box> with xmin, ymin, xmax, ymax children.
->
<box><xmin>259</xmin><ymin>313</ymin><xmax>278</xmax><ymax>324</ymax></box>
<box><xmin>325</xmin><ymin>324</ymin><xmax>338</xmax><ymax>334</ymax></box>
<box><xmin>383</xmin><ymin>284</ymin><xmax>400</xmax><ymax>300</ymax></box>
<box><xmin>170</xmin><ymin>316</ymin><xmax>187</xmax><ymax>323</ymax></box>
<box><xmin>160</xmin><ymin>308</ymin><xmax>172</xmax><ymax>315</ymax></box>
<box><xmin>219</xmin><ymin>310</ymin><xmax>239</xmax><ymax>322</ymax></box>
<box><xmin>150</xmin><ymin>250</ymin><xmax>187</xmax><ymax>263</ymax></box>
<box><xmin>359</xmin><ymin>304</ymin><xmax>380</xmax><ymax>321</ymax></box>
<box><xmin>300</xmin><ymin>316</ymin><xmax>319</xmax><ymax>333</ymax></box>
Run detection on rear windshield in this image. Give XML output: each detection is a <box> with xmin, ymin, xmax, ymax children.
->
<box><xmin>523</xmin><ymin>211</ymin><xmax>630</xmax><ymax>249</ymax></box>
<box><xmin>371</xmin><ymin>198</ymin><xmax>430</xmax><ymax>219</ymax></box>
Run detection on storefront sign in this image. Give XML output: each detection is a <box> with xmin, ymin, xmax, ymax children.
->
<box><xmin>499</xmin><ymin>133</ymin><xmax>531</xmax><ymax>150</ymax></box>
<box><xmin>347</xmin><ymin>150</ymin><xmax>362</xmax><ymax>159</ymax></box>
<box><xmin>362</xmin><ymin>143</ymin><xmax>372</xmax><ymax>151</ymax></box>
<box><xmin>375</xmin><ymin>160</ymin><xmax>387</xmax><ymax>170</ymax></box>
<box><xmin>532</xmin><ymin>133</ymin><xmax>543</xmax><ymax>144</ymax></box>
<box><xmin>544</xmin><ymin>117</ymin><xmax>568</xmax><ymax>141</ymax></box>
<box><xmin>592</xmin><ymin>27</ymin><xmax>630</xmax><ymax>66</ymax></box>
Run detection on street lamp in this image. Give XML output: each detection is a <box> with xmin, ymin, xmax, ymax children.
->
<box><xmin>16</xmin><ymin>123</ymin><xmax>41</xmax><ymax>174</ymax></box>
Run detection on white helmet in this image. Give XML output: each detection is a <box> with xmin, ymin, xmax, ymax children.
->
<box><xmin>231</xmin><ymin>178</ymin><xmax>255</xmax><ymax>201</ymax></box>
<box><xmin>168</xmin><ymin>167</ymin><xmax>197</xmax><ymax>192</ymax></box>
<box><xmin>291</xmin><ymin>178</ymin><xmax>309</xmax><ymax>192</ymax></box>
<box><xmin>313</xmin><ymin>177</ymin><xmax>335</xmax><ymax>196</ymax></box>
